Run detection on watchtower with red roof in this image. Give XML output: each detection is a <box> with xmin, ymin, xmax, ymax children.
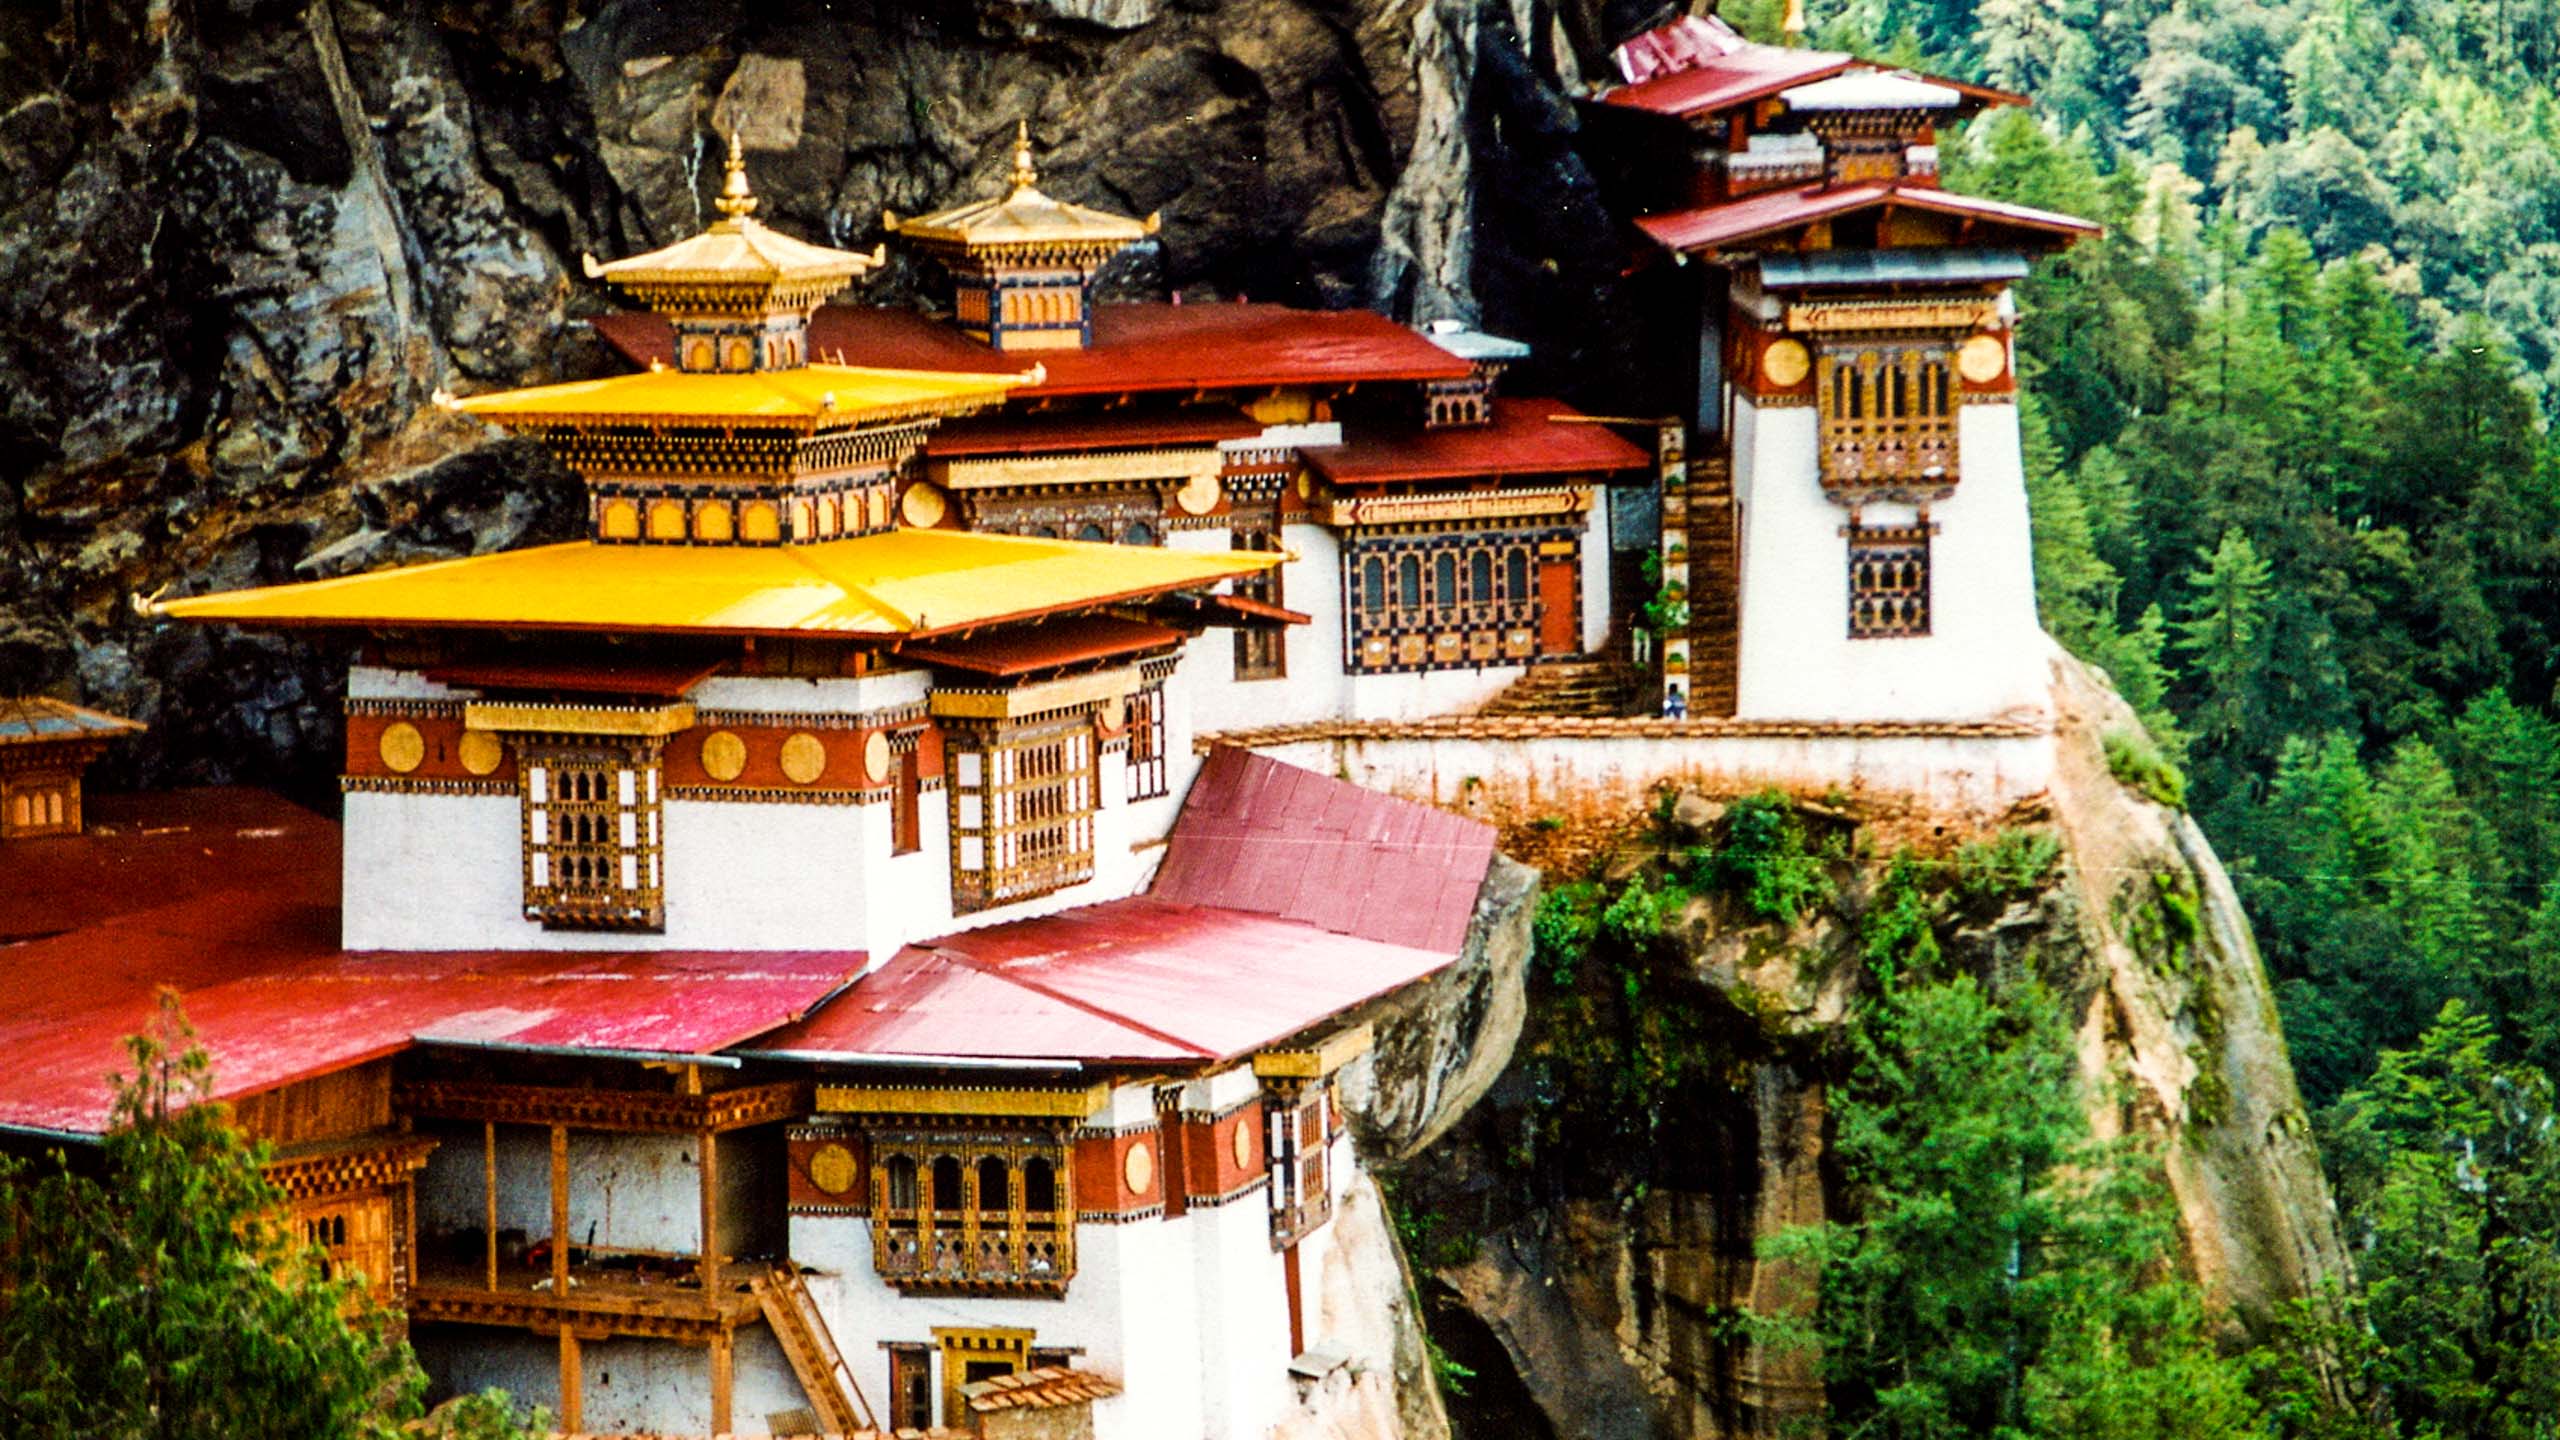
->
<box><xmin>1602</xmin><ymin>14</ymin><xmax>2096</xmax><ymax>723</ymax></box>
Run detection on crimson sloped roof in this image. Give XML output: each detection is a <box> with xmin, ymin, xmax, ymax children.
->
<box><xmin>591</xmin><ymin>303</ymin><xmax>1473</xmax><ymax>398</ymax></box>
<box><xmin>1635</xmin><ymin>183</ymin><xmax>2100</xmax><ymax>253</ymax></box>
<box><xmin>1304</xmin><ymin>397</ymin><xmax>1651</xmax><ymax>485</ymax></box>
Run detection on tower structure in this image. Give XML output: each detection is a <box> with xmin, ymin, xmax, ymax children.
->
<box><xmin>885</xmin><ymin>122</ymin><xmax>1159</xmax><ymax>352</ymax></box>
<box><xmin>1601</xmin><ymin>17</ymin><xmax>2097</xmax><ymax>723</ymax></box>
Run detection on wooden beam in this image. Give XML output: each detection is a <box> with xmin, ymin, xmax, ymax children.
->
<box><xmin>398</xmin><ymin>1078</ymin><xmax>808</xmax><ymax>1134</ymax></box>
<box><xmin>558</xmin><ymin>1325</ymin><xmax>583</xmax><ymax>1434</ymax></box>
<box><xmin>550</xmin><ymin>1124</ymin><xmax>569</xmax><ymax>1298</ymax></box>
<box><xmin>698</xmin><ymin>1130</ymin><xmax>722</xmax><ymax>1297</ymax></box>
<box><xmin>483</xmin><ymin>1121</ymin><xmax>498</xmax><ymax>1293</ymax></box>
<box><xmin>709</xmin><ymin>1329</ymin><xmax>735</xmax><ymax>1437</ymax></box>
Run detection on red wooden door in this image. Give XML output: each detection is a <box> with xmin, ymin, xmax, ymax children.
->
<box><xmin>1537</xmin><ymin>558</ymin><xmax>1579</xmax><ymax>655</ymax></box>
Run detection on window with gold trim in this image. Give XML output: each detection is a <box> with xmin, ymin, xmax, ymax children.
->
<box><xmin>1343</xmin><ymin>527</ymin><xmax>1558</xmax><ymax>673</ymax></box>
<box><xmin>1815</xmin><ymin>342</ymin><xmax>1959</xmax><ymax>496</ymax></box>
<box><xmin>1847</xmin><ymin>523</ymin><xmax>1933</xmax><ymax>639</ymax></box>
<box><xmin>1266</xmin><ymin>1081</ymin><xmax>1334</xmax><ymax>1248</ymax></box>
<box><xmin>520</xmin><ymin>739</ymin><xmax>666</xmax><ymax>930</ymax></box>
<box><xmin>1124</xmin><ymin>684</ymin><xmax>1168</xmax><ymax>802</ymax></box>
<box><xmin>946</xmin><ymin>714</ymin><xmax>1096</xmax><ymax>914</ymax></box>
<box><xmin>868</xmin><ymin>1129</ymin><xmax>1073</xmax><ymax>1295</ymax></box>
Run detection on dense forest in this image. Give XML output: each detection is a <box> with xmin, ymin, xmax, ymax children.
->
<box><xmin>1703</xmin><ymin>1</ymin><xmax>2560</xmax><ymax>1433</ymax></box>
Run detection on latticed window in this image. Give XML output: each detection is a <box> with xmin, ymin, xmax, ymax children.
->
<box><xmin>519</xmin><ymin>741</ymin><xmax>665</xmax><ymax>930</ymax></box>
<box><xmin>1124</xmin><ymin>684</ymin><xmax>1169</xmax><ymax>801</ymax></box>
<box><xmin>946</xmin><ymin>713</ymin><xmax>1097</xmax><ymax>914</ymax></box>
<box><xmin>1343</xmin><ymin>528</ymin><xmax>1558</xmax><ymax>673</ymax></box>
<box><xmin>867</xmin><ymin>1128</ymin><xmax>1073</xmax><ymax>1296</ymax></box>
<box><xmin>1267</xmin><ymin>1082</ymin><xmax>1335</xmax><ymax>1249</ymax></box>
<box><xmin>1816</xmin><ymin>342</ymin><xmax>1959</xmax><ymax>496</ymax></box>
<box><xmin>1232</xmin><ymin>518</ymin><xmax>1287</xmax><ymax>681</ymax></box>
<box><xmin>1848</xmin><ymin>524</ymin><xmax>1932</xmax><ymax>638</ymax></box>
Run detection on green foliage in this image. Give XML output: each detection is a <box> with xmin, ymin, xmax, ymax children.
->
<box><xmin>2103</xmin><ymin>727</ymin><xmax>2189</xmax><ymax>808</ymax></box>
<box><xmin>0</xmin><ymin>996</ymin><xmax>540</xmax><ymax>1440</ymax></box>
<box><xmin>1531</xmin><ymin>880</ymin><xmax>1603</xmax><ymax>986</ymax></box>
<box><xmin>1951</xmin><ymin>827</ymin><xmax>2064</xmax><ymax>909</ymax></box>
<box><xmin>1684</xmin><ymin>789</ymin><xmax>1836</xmax><ymax>926</ymax></box>
<box><xmin>1756</xmin><ymin>942</ymin><xmax>2263</xmax><ymax>1438</ymax></box>
<box><xmin>1425</xmin><ymin>1335</ymin><xmax>1477</xmax><ymax>1398</ymax></box>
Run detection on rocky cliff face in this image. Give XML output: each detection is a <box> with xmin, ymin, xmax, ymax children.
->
<box><xmin>0</xmin><ymin>0</ymin><xmax>1645</xmax><ymax>793</ymax></box>
<box><xmin>1372</xmin><ymin>654</ymin><xmax>2359</xmax><ymax>1439</ymax></box>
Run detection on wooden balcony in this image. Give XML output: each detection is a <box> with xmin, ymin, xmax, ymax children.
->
<box><xmin>408</xmin><ymin>1251</ymin><xmax>769</xmax><ymax>1342</ymax></box>
<box><xmin>873</xmin><ymin>1212</ymin><xmax>1071</xmax><ymax>1297</ymax></box>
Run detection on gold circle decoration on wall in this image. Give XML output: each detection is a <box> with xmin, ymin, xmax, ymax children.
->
<box><xmin>1959</xmin><ymin>332</ymin><xmax>2009</xmax><ymax>384</ymax></box>
<box><xmin>1122</xmin><ymin>1139</ymin><xmax>1156</xmax><ymax>1195</ymax></box>
<box><xmin>779</xmin><ymin>732</ymin><xmax>827</xmax><ymax>785</ymax></box>
<box><xmin>457</xmin><ymin>730</ymin><xmax>504</xmax><ymax>777</ymax></box>
<box><xmin>1760</xmin><ymin>337</ymin><xmax>1812</xmax><ymax>388</ymax></box>
<box><xmin>378</xmin><ymin>722</ymin><xmax>425</xmax><ymax>775</ymax></box>
<box><xmin>862</xmin><ymin>731</ymin><xmax>892</xmax><ymax>785</ymax></box>
<box><xmin>1175</xmin><ymin>472</ymin><xmax>1222</xmax><ymax>516</ymax></box>
<box><xmin>899</xmin><ymin>481</ymin><xmax>949</xmax><ymax>529</ymax></box>
<box><xmin>1232</xmin><ymin>1117</ymin><xmax>1254</xmax><ymax>1170</ymax></box>
<box><xmin>700</xmin><ymin>730</ymin><xmax>748</xmax><ymax>782</ymax></box>
<box><xmin>808</xmin><ymin>1143</ymin><xmax>858</xmax><ymax>1196</ymax></box>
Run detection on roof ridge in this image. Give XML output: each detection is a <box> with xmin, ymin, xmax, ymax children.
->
<box><xmin>914</xmin><ymin>911</ymin><xmax>1217</xmax><ymax>1059</ymax></box>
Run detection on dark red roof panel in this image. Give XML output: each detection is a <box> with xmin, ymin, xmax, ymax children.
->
<box><xmin>1304</xmin><ymin>398</ymin><xmax>1651</xmax><ymax>485</ymax></box>
<box><xmin>593</xmin><ymin>303</ymin><xmax>1475</xmax><ymax>398</ymax></box>
<box><xmin>1601</xmin><ymin>47</ymin><xmax>1854</xmax><ymax>119</ymax></box>
<box><xmin>926</xmin><ymin>406</ymin><xmax>1262</xmax><ymax>458</ymax></box>
<box><xmin>901</xmin><ymin>617</ymin><xmax>1189</xmax><ymax>678</ymax></box>
<box><xmin>1152</xmin><ymin>746</ymin><xmax>1496</xmax><ymax>955</ymax></box>
<box><xmin>1636</xmin><ymin>183</ymin><xmax>2101</xmax><ymax>252</ymax></box>
<box><xmin>756</xmin><ymin>898</ymin><xmax>1458</xmax><ymax>1065</ymax></box>
<box><xmin>0</xmin><ymin>788</ymin><xmax>339</xmax><ymax>944</ymax></box>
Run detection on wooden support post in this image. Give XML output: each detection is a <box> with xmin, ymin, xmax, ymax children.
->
<box><xmin>550</xmin><ymin>1124</ymin><xmax>569</xmax><ymax>1297</ymax></box>
<box><xmin>709</xmin><ymin>1329</ymin><xmax>735</xmax><ymax>1437</ymax></box>
<box><xmin>698</xmin><ymin>1129</ymin><xmax>721</xmax><ymax>1296</ymax></box>
<box><xmin>483</xmin><ymin>1121</ymin><xmax>498</xmax><ymax>1292</ymax></box>
<box><xmin>557</xmin><ymin>1325</ymin><xmax>582</xmax><ymax>1434</ymax></box>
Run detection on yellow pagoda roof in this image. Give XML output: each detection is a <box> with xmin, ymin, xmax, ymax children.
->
<box><xmin>152</xmin><ymin>530</ymin><xmax>1283</xmax><ymax>640</ymax></box>
<box><xmin>439</xmin><ymin>361</ymin><xmax>1033</xmax><ymax>432</ymax></box>
<box><xmin>886</xmin><ymin>122</ymin><xmax>1158</xmax><ymax>255</ymax></box>
<box><xmin>582</xmin><ymin>136</ymin><xmax>882</xmax><ymax>307</ymax></box>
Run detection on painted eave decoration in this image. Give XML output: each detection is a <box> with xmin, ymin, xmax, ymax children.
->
<box><xmin>1635</xmin><ymin>183</ymin><xmax>2102</xmax><ymax>254</ymax></box>
<box><xmin>151</xmin><ymin>530</ymin><xmax>1285</xmax><ymax>641</ymax></box>
<box><xmin>440</xmin><ymin>361</ymin><xmax>1030</xmax><ymax>433</ymax></box>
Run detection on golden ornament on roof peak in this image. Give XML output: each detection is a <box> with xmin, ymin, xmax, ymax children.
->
<box><xmin>1010</xmin><ymin>119</ymin><xmax>1039</xmax><ymax>192</ymax></box>
<box><xmin>715</xmin><ymin>130</ymin><xmax>758</xmax><ymax>222</ymax></box>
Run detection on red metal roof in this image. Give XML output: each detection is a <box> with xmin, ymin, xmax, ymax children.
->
<box><xmin>1303</xmin><ymin>398</ymin><xmax>1651</xmax><ymax>485</ymax></box>
<box><xmin>1613</xmin><ymin>14</ymin><xmax>1751</xmax><ymax>84</ymax></box>
<box><xmin>926</xmin><ymin>406</ymin><xmax>1262</xmax><ymax>458</ymax></box>
<box><xmin>0</xmin><ymin>788</ymin><xmax>339</xmax><ymax>944</ymax></box>
<box><xmin>420</xmin><ymin>658</ymin><xmax>724</xmax><ymax>697</ymax></box>
<box><xmin>900</xmin><ymin>617</ymin><xmax>1189</xmax><ymax>678</ymax></box>
<box><xmin>1602</xmin><ymin>46</ymin><xmax>1854</xmax><ymax>120</ymax></box>
<box><xmin>593</xmin><ymin>303</ymin><xmax>1474</xmax><ymax>398</ymax></box>
<box><xmin>1634</xmin><ymin>183</ymin><xmax>2101</xmax><ymax>252</ymax></box>
<box><xmin>0</xmin><ymin>792</ymin><xmax>861</xmax><ymax>1136</ymax></box>
<box><xmin>755</xmin><ymin>747</ymin><xmax>1498</xmax><ymax>1065</ymax></box>
<box><xmin>1152</xmin><ymin>746</ymin><xmax>1496</xmax><ymax>955</ymax></box>
<box><xmin>755</xmin><ymin>899</ymin><xmax>1460</xmax><ymax>1065</ymax></box>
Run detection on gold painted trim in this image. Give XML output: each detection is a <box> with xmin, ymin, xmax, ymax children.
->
<box><xmin>1253</xmin><ymin>1023</ymin><xmax>1373</xmax><ymax>1080</ymax></box>
<box><xmin>464</xmin><ymin>701</ymin><xmax>696</xmax><ymax>737</ymax></box>
<box><xmin>1321</xmin><ymin>487</ymin><xmax>1592</xmax><ymax>529</ymax></box>
<box><xmin>929</xmin><ymin>667</ymin><xmax>1139</xmax><ymax>722</ymax></box>
<box><xmin>1784</xmin><ymin>299</ymin><xmax>1995</xmax><ymax>334</ymax></box>
<box><xmin>818</xmin><ymin>1082</ymin><xmax>1111</xmax><ymax>1119</ymax></box>
<box><xmin>932</xmin><ymin>446</ymin><xmax>1224</xmax><ymax>492</ymax></box>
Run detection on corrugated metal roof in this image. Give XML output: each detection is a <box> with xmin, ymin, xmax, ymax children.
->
<box><xmin>593</xmin><ymin>303</ymin><xmax>1475</xmax><ymax>398</ymax></box>
<box><xmin>1303</xmin><ymin>398</ymin><xmax>1651</xmax><ymax>487</ymax></box>
<box><xmin>1758</xmin><ymin>248</ymin><xmax>2034</xmax><ymax>287</ymax></box>
<box><xmin>1636</xmin><ymin>183</ymin><xmax>2100</xmax><ymax>253</ymax></box>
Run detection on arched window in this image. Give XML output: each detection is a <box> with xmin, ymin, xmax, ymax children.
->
<box><xmin>1433</xmin><ymin>553</ymin><xmax>1457</xmax><ymax>607</ymax></box>
<box><xmin>931</xmin><ymin>1156</ymin><xmax>965</xmax><ymax>1213</ymax></box>
<box><xmin>1125</xmin><ymin>520</ymin><xmax>1158</xmax><ymax>547</ymax></box>
<box><xmin>1470</xmin><ymin>550</ymin><xmax>1494</xmax><ymax>603</ymax></box>
<box><xmin>1397</xmin><ymin>555</ymin><xmax>1422</xmax><ymax>609</ymax></box>
<box><xmin>1076</xmin><ymin>522</ymin><xmax>1108</xmax><ymax>543</ymax></box>
<box><xmin>977</xmin><ymin>1157</ymin><xmax>1011</xmax><ymax>1214</ymax></box>
<box><xmin>1024</xmin><ymin>1157</ymin><xmax>1058</xmax><ymax>1214</ymax></box>
<box><xmin>1361</xmin><ymin>557</ymin><xmax>1386</xmax><ymax>612</ymax></box>
<box><xmin>1506</xmin><ymin>548</ymin><xmax>1529</xmax><ymax>599</ymax></box>
<box><xmin>886</xmin><ymin>1155</ymin><xmax>919</xmax><ymax>1210</ymax></box>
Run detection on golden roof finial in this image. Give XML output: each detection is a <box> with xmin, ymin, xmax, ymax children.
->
<box><xmin>716</xmin><ymin>130</ymin><xmax>758</xmax><ymax>222</ymax></box>
<box><xmin>1782</xmin><ymin>0</ymin><xmax>1808</xmax><ymax>44</ymax></box>
<box><xmin>1010</xmin><ymin>119</ymin><xmax>1039</xmax><ymax>192</ymax></box>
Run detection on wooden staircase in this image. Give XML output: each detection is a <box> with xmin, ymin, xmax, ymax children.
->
<box><xmin>1479</xmin><ymin>655</ymin><xmax>1643</xmax><ymax>718</ymax></box>
<box><xmin>1684</xmin><ymin>452</ymin><xmax>1740</xmax><ymax>717</ymax></box>
<box><xmin>752</xmin><ymin>1265</ymin><xmax>874</xmax><ymax>1434</ymax></box>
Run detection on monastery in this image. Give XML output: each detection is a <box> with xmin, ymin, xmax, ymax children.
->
<box><xmin>0</xmin><ymin>13</ymin><xmax>2094</xmax><ymax>1439</ymax></box>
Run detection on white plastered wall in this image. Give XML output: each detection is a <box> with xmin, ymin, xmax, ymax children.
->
<box><xmin>1730</xmin><ymin>395</ymin><xmax>2050</xmax><ymax>724</ymax></box>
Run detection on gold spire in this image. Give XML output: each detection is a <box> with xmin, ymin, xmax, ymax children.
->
<box><xmin>1010</xmin><ymin>119</ymin><xmax>1039</xmax><ymax>192</ymax></box>
<box><xmin>715</xmin><ymin>130</ymin><xmax>758</xmax><ymax>222</ymax></box>
<box><xmin>1782</xmin><ymin>0</ymin><xmax>1807</xmax><ymax>44</ymax></box>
